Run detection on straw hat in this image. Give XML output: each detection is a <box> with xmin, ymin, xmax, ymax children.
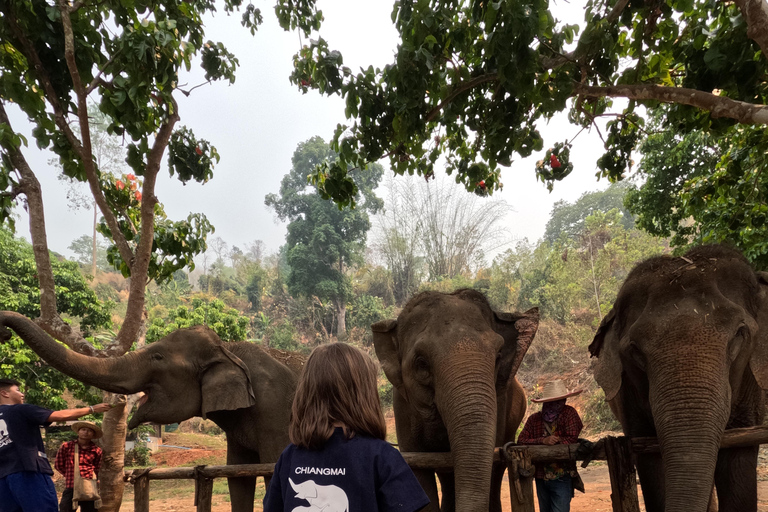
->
<box><xmin>72</xmin><ymin>421</ymin><xmax>103</xmax><ymax>439</ymax></box>
<box><xmin>531</xmin><ymin>380</ymin><xmax>583</xmax><ymax>403</ymax></box>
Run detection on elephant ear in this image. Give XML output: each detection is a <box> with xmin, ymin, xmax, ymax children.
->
<box><xmin>371</xmin><ymin>319</ymin><xmax>403</xmax><ymax>390</ymax></box>
<box><xmin>750</xmin><ymin>271</ymin><xmax>768</xmax><ymax>391</ymax></box>
<box><xmin>493</xmin><ymin>307</ymin><xmax>539</xmax><ymax>386</ymax></box>
<box><xmin>589</xmin><ymin>307</ymin><xmax>622</xmax><ymax>401</ymax></box>
<box><xmin>201</xmin><ymin>345</ymin><xmax>256</xmax><ymax>419</ymax></box>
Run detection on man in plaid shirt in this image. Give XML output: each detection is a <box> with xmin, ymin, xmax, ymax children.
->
<box><xmin>518</xmin><ymin>380</ymin><xmax>584</xmax><ymax>512</ymax></box>
<box><xmin>54</xmin><ymin>422</ymin><xmax>103</xmax><ymax>512</ymax></box>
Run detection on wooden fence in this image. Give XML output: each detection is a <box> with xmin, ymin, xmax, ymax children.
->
<box><xmin>124</xmin><ymin>425</ymin><xmax>768</xmax><ymax>512</ymax></box>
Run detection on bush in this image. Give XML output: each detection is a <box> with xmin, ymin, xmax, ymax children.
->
<box><xmin>378</xmin><ymin>378</ymin><xmax>394</xmax><ymax>409</ymax></box>
<box><xmin>264</xmin><ymin>319</ymin><xmax>303</xmax><ymax>352</ymax></box>
<box><xmin>124</xmin><ymin>444</ymin><xmax>152</xmax><ymax>467</ymax></box>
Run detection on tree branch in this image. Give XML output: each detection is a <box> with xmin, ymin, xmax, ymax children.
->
<box><xmin>116</xmin><ymin>98</ymin><xmax>180</xmax><ymax>352</ymax></box>
<box><xmin>572</xmin><ymin>83</ymin><xmax>768</xmax><ymax>124</ymax></box>
<box><xmin>3</xmin><ymin>3</ymin><xmax>135</xmax><ymax>267</ymax></box>
<box><xmin>732</xmin><ymin>0</ymin><xmax>768</xmax><ymax>59</ymax></box>
<box><xmin>541</xmin><ymin>0</ymin><xmax>631</xmax><ymax>69</ymax></box>
<box><xmin>425</xmin><ymin>73</ymin><xmax>499</xmax><ymax>122</ymax></box>
<box><xmin>0</xmin><ymin>103</ymin><xmax>99</xmax><ymax>355</ymax></box>
<box><xmin>58</xmin><ymin>0</ymin><xmax>136</xmax><ymax>268</ymax></box>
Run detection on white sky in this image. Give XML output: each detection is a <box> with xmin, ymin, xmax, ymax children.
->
<box><xmin>8</xmin><ymin>0</ymin><xmax>611</xmax><ymax>262</ymax></box>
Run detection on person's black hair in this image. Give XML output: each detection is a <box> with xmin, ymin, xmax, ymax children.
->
<box><xmin>0</xmin><ymin>378</ymin><xmax>21</xmax><ymax>392</ymax></box>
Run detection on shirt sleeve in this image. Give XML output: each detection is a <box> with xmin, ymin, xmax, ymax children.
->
<box><xmin>262</xmin><ymin>454</ymin><xmax>284</xmax><ymax>512</ymax></box>
<box><xmin>376</xmin><ymin>444</ymin><xmax>431</xmax><ymax>512</ymax></box>
<box><xmin>94</xmin><ymin>446</ymin><xmax>103</xmax><ymax>478</ymax></box>
<box><xmin>517</xmin><ymin>415</ymin><xmax>545</xmax><ymax>445</ymax></box>
<box><xmin>20</xmin><ymin>404</ymin><xmax>54</xmax><ymax>426</ymax></box>
<box><xmin>557</xmin><ymin>407</ymin><xmax>583</xmax><ymax>445</ymax></box>
<box><xmin>54</xmin><ymin>441</ymin><xmax>71</xmax><ymax>475</ymax></box>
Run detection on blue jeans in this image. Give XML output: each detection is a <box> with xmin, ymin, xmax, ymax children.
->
<box><xmin>535</xmin><ymin>475</ymin><xmax>573</xmax><ymax>512</ymax></box>
<box><xmin>0</xmin><ymin>471</ymin><xmax>58</xmax><ymax>512</ymax></box>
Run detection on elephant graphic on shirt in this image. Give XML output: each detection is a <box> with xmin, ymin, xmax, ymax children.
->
<box><xmin>289</xmin><ymin>478</ymin><xmax>349</xmax><ymax>512</ymax></box>
<box><xmin>0</xmin><ymin>418</ymin><xmax>7</xmax><ymax>438</ymax></box>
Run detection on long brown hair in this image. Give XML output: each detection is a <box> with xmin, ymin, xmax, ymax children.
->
<box><xmin>289</xmin><ymin>343</ymin><xmax>386</xmax><ymax>449</ymax></box>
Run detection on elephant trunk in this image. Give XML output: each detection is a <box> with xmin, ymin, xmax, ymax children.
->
<box><xmin>649</xmin><ymin>360</ymin><xmax>730</xmax><ymax>512</ymax></box>
<box><xmin>435</xmin><ymin>352</ymin><xmax>497</xmax><ymax>512</ymax></box>
<box><xmin>0</xmin><ymin>311</ymin><xmax>144</xmax><ymax>393</ymax></box>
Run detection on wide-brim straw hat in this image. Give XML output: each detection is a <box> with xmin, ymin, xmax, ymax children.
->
<box><xmin>532</xmin><ymin>380</ymin><xmax>583</xmax><ymax>403</ymax></box>
<box><xmin>72</xmin><ymin>421</ymin><xmax>103</xmax><ymax>439</ymax></box>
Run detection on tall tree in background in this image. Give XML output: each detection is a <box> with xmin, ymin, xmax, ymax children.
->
<box><xmin>265</xmin><ymin>136</ymin><xmax>384</xmax><ymax>337</ymax></box>
<box><xmin>284</xmin><ymin>0</ymin><xmax>767</xmax><ymax>209</ymax></box>
<box><xmin>0</xmin><ymin>1</ymin><xmax>323</xmax><ymax>508</ymax></box>
<box><xmin>544</xmin><ymin>182</ymin><xmax>635</xmax><ymax>243</ymax></box>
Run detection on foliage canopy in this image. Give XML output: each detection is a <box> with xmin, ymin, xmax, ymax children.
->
<box><xmin>285</xmin><ymin>0</ymin><xmax>768</xmax><ymax>206</ymax></box>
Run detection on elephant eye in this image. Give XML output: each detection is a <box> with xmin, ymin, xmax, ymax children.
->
<box><xmin>414</xmin><ymin>356</ymin><xmax>430</xmax><ymax>377</ymax></box>
<box><xmin>728</xmin><ymin>327</ymin><xmax>746</xmax><ymax>361</ymax></box>
<box><xmin>151</xmin><ymin>353</ymin><xmax>164</xmax><ymax>362</ymax></box>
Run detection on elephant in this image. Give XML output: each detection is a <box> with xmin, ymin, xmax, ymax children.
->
<box><xmin>372</xmin><ymin>289</ymin><xmax>539</xmax><ymax>512</ymax></box>
<box><xmin>589</xmin><ymin>245</ymin><xmax>768</xmax><ymax>512</ymax></box>
<box><xmin>0</xmin><ymin>311</ymin><xmax>302</xmax><ymax>512</ymax></box>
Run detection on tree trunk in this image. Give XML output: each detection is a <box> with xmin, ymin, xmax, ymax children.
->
<box><xmin>98</xmin><ymin>395</ymin><xmax>129</xmax><ymax>512</ymax></box>
<box><xmin>92</xmin><ymin>200</ymin><xmax>98</xmax><ymax>278</ymax></box>
<box><xmin>335</xmin><ymin>299</ymin><xmax>347</xmax><ymax>338</ymax></box>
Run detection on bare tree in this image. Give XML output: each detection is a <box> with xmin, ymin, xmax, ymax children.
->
<box><xmin>374</xmin><ymin>175</ymin><xmax>514</xmax><ymax>301</ymax></box>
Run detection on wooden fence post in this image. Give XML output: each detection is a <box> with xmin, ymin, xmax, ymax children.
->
<box><xmin>504</xmin><ymin>444</ymin><xmax>536</xmax><ymax>512</ymax></box>
<box><xmin>604</xmin><ymin>436</ymin><xmax>640</xmax><ymax>512</ymax></box>
<box><xmin>132</xmin><ymin>471</ymin><xmax>150</xmax><ymax>512</ymax></box>
<box><xmin>194</xmin><ymin>466</ymin><xmax>214</xmax><ymax>512</ymax></box>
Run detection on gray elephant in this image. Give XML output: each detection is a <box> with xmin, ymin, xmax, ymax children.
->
<box><xmin>0</xmin><ymin>311</ymin><xmax>301</xmax><ymax>512</ymax></box>
<box><xmin>372</xmin><ymin>289</ymin><xmax>538</xmax><ymax>512</ymax></box>
<box><xmin>589</xmin><ymin>245</ymin><xmax>768</xmax><ymax>512</ymax></box>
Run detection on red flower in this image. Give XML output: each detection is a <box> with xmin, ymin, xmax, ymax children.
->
<box><xmin>135</xmin><ymin>191</ymin><xmax>142</xmax><ymax>201</ymax></box>
<box><xmin>477</xmin><ymin>180</ymin><xmax>486</xmax><ymax>190</ymax></box>
<box><xmin>550</xmin><ymin>154</ymin><xmax>561</xmax><ymax>168</ymax></box>
<box><xmin>127</xmin><ymin>173</ymin><xmax>136</xmax><ymax>181</ymax></box>
<box><xmin>116</xmin><ymin>180</ymin><xmax>125</xmax><ymax>190</ymax></box>
<box><xmin>300</xmin><ymin>79</ymin><xmax>310</xmax><ymax>87</ymax></box>
<box><xmin>130</xmin><ymin>182</ymin><xmax>137</xmax><ymax>191</ymax></box>
<box><xmin>195</xmin><ymin>146</ymin><xmax>203</xmax><ymax>156</ymax></box>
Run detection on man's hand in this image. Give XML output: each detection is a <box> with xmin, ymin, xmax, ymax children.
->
<box><xmin>91</xmin><ymin>403</ymin><xmax>112</xmax><ymax>413</ymax></box>
<box><xmin>542</xmin><ymin>436</ymin><xmax>560</xmax><ymax>446</ymax></box>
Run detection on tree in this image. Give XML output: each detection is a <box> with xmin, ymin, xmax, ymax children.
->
<box><xmin>0</xmin><ymin>1</ymin><xmax>322</xmax><ymax>509</ymax></box>
<box><xmin>68</xmin><ymin>234</ymin><xmax>110</xmax><ymax>273</ymax></box>
<box><xmin>375</xmin><ymin>175</ymin><xmax>512</xmax><ymax>299</ymax></box>
<box><xmin>626</xmin><ymin>111</ymin><xmax>768</xmax><ymax>267</ymax></box>
<box><xmin>145</xmin><ymin>296</ymin><xmax>250</xmax><ymax>343</ymax></box>
<box><xmin>283</xmin><ymin>0</ymin><xmax>767</xmax><ymax>207</ymax></box>
<box><xmin>265</xmin><ymin>136</ymin><xmax>384</xmax><ymax>337</ymax></box>
<box><xmin>543</xmin><ymin>182</ymin><xmax>635</xmax><ymax>243</ymax></box>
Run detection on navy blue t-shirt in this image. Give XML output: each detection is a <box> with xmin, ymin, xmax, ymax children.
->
<box><xmin>264</xmin><ymin>428</ymin><xmax>429</xmax><ymax>512</ymax></box>
<box><xmin>0</xmin><ymin>404</ymin><xmax>54</xmax><ymax>479</ymax></box>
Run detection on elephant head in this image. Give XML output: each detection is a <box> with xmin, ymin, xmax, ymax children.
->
<box><xmin>372</xmin><ymin>289</ymin><xmax>538</xmax><ymax>512</ymax></box>
<box><xmin>0</xmin><ymin>311</ymin><xmax>256</xmax><ymax>429</ymax></box>
<box><xmin>589</xmin><ymin>245</ymin><xmax>768</xmax><ymax>512</ymax></box>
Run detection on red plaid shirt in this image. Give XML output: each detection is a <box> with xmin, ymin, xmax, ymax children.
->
<box><xmin>517</xmin><ymin>405</ymin><xmax>583</xmax><ymax>479</ymax></box>
<box><xmin>54</xmin><ymin>440</ymin><xmax>102</xmax><ymax>489</ymax></box>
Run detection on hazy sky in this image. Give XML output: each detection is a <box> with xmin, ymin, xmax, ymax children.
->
<box><xmin>7</xmin><ymin>0</ymin><xmax>613</xmax><ymax>262</ymax></box>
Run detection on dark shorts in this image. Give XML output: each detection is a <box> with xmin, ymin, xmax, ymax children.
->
<box><xmin>59</xmin><ymin>487</ymin><xmax>98</xmax><ymax>512</ymax></box>
<box><xmin>0</xmin><ymin>471</ymin><xmax>58</xmax><ymax>512</ymax></box>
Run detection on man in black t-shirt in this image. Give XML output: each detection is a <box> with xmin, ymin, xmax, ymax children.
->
<box><xmin>0</xmin><ymin>379</ymin><xmax>112</xmax><ymax>512</ymax></box>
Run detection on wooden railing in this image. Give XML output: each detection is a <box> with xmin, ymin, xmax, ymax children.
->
<box><xmin>124</xmin><ymin>425</ymin><xmax>768</xmax><ymax>512</ymax></box>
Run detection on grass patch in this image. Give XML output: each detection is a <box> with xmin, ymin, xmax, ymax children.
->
<box><xmin>163</xmin><ymin>432</ymin><xmax>227</xmax><ymax>450</ymax></box>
